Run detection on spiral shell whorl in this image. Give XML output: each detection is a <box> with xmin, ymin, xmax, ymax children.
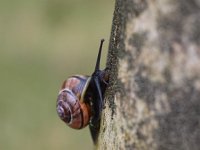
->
<box><xmin>57</xmin><ymin>89</ymin><xmax>74</xmax><ymax>123</ymax></box>
<box><xmin>57</xmin><ymin>86</ymin><xmax>91</xmax><ymax>129</ymax></box>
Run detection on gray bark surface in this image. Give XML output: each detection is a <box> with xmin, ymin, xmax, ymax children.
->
<box><xmin>97</xmin><ymin>0</ymin><xmax>200</xmax><ymax>150</ymax></box>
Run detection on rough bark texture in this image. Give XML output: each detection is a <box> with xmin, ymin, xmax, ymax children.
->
<box><xmin>96</xmin><ymin>0</ymin><xmax>200</xmax><ymax>150</ymax></box>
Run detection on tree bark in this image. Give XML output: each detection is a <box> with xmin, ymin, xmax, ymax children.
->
<box><xmin>97</xmin><ymin>0</ymin><xmax>200</xmax><ymax>150</ymax></box>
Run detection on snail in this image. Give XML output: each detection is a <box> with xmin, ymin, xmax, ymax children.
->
<box><xmin>56</xmin><ymin>39</ymin><xmax>109</xmax><ymax>143</ymax></box>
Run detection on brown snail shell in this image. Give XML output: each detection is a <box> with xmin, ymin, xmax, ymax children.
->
<box><xmin>56</xmin><ymin>76</ymin><xmax>91</xmax><ymax>129</ymax></box>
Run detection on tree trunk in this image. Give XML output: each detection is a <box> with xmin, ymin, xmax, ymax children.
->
<box><xmin>97</xmin><ymin>0</ymin><xmax>200</xmax><ymax>150</ymax></box>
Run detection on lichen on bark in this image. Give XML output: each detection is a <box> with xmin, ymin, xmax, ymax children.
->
<box><xmin>97</xmin><ymin>0</ymin><xmax>200</xmax><ymax>150</ymax></box>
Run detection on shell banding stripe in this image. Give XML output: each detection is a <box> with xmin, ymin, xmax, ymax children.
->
<box><xmin>57</xmin><ymin>89</ymin><xmax>74</xmax><ymax>124</ymax></box>
<box><xmin>79</xmin><ymin>105</ymin><xmax>84</xmax><ymax>129</ymax></box>
<box><xmin>57</xmin><ymin>89</ymin><xmax>78</xmax><ymax>124</ymax></box>
<box><xmin>79</xmin><ymin>76</ymin><xmax>91</xmax><ymax>102</ymax></box>
<box><xmin>62</xmin><ymin>76</ymin><xmax>89</xmax><ymax>102</ymax></box>
<box><xmin>57</xmin><ymin>99</ymin><xmax>72</xmax><ymax>123</ymax></box>
<box><xmin>70</xmin><ymin>76</ymin><xmax>91</xmax><ymax>103</ymax></box>
<box><xmin>71</xmin><ymin>76</ymin><xmax>86</xmax><ymax>94</ymax></box>
<box><xmin>58</xmin><ymin>88</ymin><xmax>88</xmax><ymax>129</ymax></box>
<box><xmin>58</xmin><ymin>88</ymin><xmax>73</xmax><ymax>95</ymax></box>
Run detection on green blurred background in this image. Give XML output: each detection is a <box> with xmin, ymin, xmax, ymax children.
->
<box><xmin>0</xmin><ymin>0</ymin><xmax>114</xmax><ymax>149</ymax></box>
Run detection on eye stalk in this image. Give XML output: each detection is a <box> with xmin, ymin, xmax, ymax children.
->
<box><xmin>94</xmin><ymin>39</ymin><xmax>104</xmax><ymax>72</ymax></box>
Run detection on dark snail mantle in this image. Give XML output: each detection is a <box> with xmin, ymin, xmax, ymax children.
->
<box><xmin>56</xmin><ymin>39</ymin><xmax>109</xmax><ymax>143</ymax></box>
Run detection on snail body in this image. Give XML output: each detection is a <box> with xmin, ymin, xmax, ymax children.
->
<box><xmin>56</xmin><ymin>39</ymin><xmax>109</xmax><ymax>143</ymax></box>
